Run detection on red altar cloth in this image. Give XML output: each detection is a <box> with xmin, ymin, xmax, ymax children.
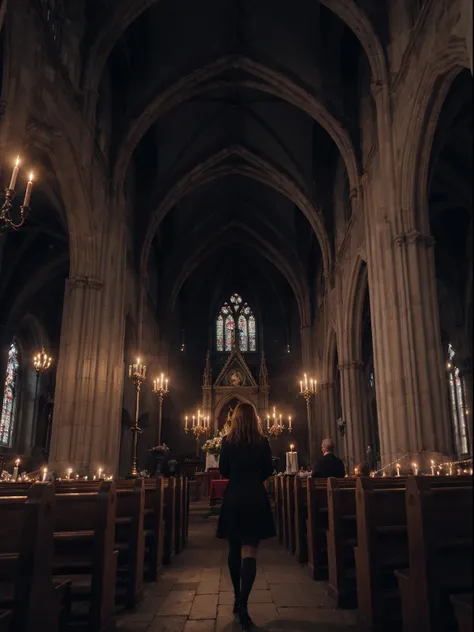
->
<box><xmin>209</xmin><ymin>478</ymin><xmax>228</xmax><ymax>501</ymax></box>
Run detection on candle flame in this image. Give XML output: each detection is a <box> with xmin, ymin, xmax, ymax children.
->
<box><xmin>15</xmin><ymin>156</ymin><xmax>20</xmax><ymax>166</ymax></box>
<box><xmin>28</xmin><ymin>172</ymin><xmax>34</xmax><ymax>182</ymax></box>
<box><xmin>15</xmin><ymin>459</ymin><xmax>20</xmax><ymax>465</ymax></box>
<box><xmin>290</xmin><ymin>444</ymin><xmax>294</xmax><ymax>450</ymax></box>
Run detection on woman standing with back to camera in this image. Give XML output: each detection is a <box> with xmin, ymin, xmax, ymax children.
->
<box><xmin>217</xmin><ymin>402</ymin><xmax>276</xmax><ymax>630</ymax></box>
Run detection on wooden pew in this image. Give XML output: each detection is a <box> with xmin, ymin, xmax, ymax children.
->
<box><xmin>274</xmin><ymin>476</ymin><xmax>284</xmax><ymax>545</ymax></box>
<box><xmin>174</xmin><ymin>477</ymin><xmax>184</xmax><ymax>555</ymax></box>
<box><xmin>182</xmin><ymin>477</ymin><xmax>189</xmax><ymax>550</ymax></box>
<box><xmin>114</xmin><ymin>479</ymin><xmax>145</xmax><ymax>609</ymax></box>
<box><xmin>294</xmin><ymin>477</ymin><xmax>308</xmax><ymax>563</ymax></box>
<box><xmin>327</xmin><ymin>477</ymin><xmax>405</xmax><ymax>607</ymax></box>
<box><xmin>163</xmin><ymin>477</ymin><xmax>176</xmax><ymax>565</ymax></box>
<box><xmin>285</xmin><ymin>476</ymin><xmax>296</xmax><ymax>554</ymax></box>
<box><xmin>354</xmin><ymin>477</ymin><xmax>407</xmax><ymax>629</ymax></box>
<box><xmin>281</xmin><ymin>476</ymin><xmax>289</xmax><ymax>550</ymax></box>
<box><xmin>0</xmin><ymin>483</ymin><xmax>70</xmax><ymax>632</ymax></box>
<box><xmin>356</xmin><ymin>476</ymin><xmax>472</xmax><ymax>631</ymax></box>
<box><xmin>53</xmin><ymin>481</ymin><xmax>117</xmax><ymax>632</ymax></box>
<box><xmin>395</xmin><ymin>477</ymin><xmax>473</xmax><ymax>632</ymax></box>
<box><xmin>56</xmin><ymin>479</ymin><xmax>145</xmax><ymax>610</ymax></box>
<box><xmin>306</xmin><ymin>478</ymin><xmax>354</xmax><ymax>581</ymax></box>
<box><xmin>450</xmin><ymin>594</ymin><xmax>472</xmax><ymax>632</ymax></box>
<box><xmin>144</xmin><ymin>477</ymin><xmax>165</xmax><ymax>581</ymax></box>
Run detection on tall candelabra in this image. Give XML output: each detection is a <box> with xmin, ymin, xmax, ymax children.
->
<box><xmin>31</xmin><ymin>347</ymin><xmax>52</xmax><ymax>448</ymax></box>
<box><xmin>299</xmin><ymin>373</ymin><xmax>317</xmax><ymax>432</ymax></box>
<box><xmin>128</xmin><ymin>358</ymin><xmax>146</xmax><ymax>478</ymax></box>
<box><xmin>152</xmin><ymin>373</ymin><xmax>169</xmax><ymax>447</ymax></box>
<box><xmin>1</xmin><ymin>157</ymin><xmax>34</xmax><ymax>232</ymax></box>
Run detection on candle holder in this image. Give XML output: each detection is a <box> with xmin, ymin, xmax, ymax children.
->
<box><xmin>127</xmin><ymin>358</ymin><xmax>147</xmax><ymax>478</ymax></box>
<box><xmin>184</xmin><ymin>411</ymin><xmax>210</xmax><ymax>457</ymax></box>
<box><xmin>299</xmin><ymin>374</ymin><xmax>316</xmax><ymax>433</ymax></box>
<box><xmin>152</xmin><ymin>373</ymin><xmax>169</xmax><ymax>448</ymax></box>
<box><xmin>31</xmin><ymin>347</ymin><xmax>52</xmax><ymax>449</ymax></box>
<box><xmin>266</xmin><ymin>406</ymin><xmax>291</xmax><ymax>438</ymax></box>
<box><xmin>1</xmin><ymin>158</ymin><xmax>34</xmax><ymax>232</ymax></box>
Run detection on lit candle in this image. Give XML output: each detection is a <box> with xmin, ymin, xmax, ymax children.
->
<box><xmin>300</xmin><ymin>380</ymin><xmax>303</xmax><ymax>393</ymax></box>
<box><xmin>9</xmin><ymin>156</ymin><xmax>20</xmax><ymax>190</ymax></box>
<box><xmin>470</xmin><ymin>468</ymin><xmax>473</xmax><ymax>475</ymax></box>
<box><xmin>382</xmin><ymin>471</ymin><xmax>386</xmax><ymax>477</ymax></box>
<box><xmin>98</xmin><ymin>468</ymin><xmax>103</xmax><ymax>479</ymax></box>
<box><xmin>75</xmin><ymin>474</ymin><xmax>79</xmax><ymax>480</ymax></box>
<box><xmin>396</xmin><ymin>463</ymin><xmax>400</xmax><ymax>477</ymax></box>
<box><xmin>267</xmin><ymin>415</ymin><xmax>270</xmax><ymax>430</ymax></box>
<box><xmin>304</xmin><ymin>374</ymin><xmax>308</xmax><ymax>390</ymax></box>
<box><xmin>67</xmin><ymin>468</ymin><xmax>72</xmax><ymax>480</ymax></box>
<box><xmin>412</xmin><ymin>463</ymin><xmax>418</xmax><ymax>476</ymax></box>
<box><xmin>13</xmin><ymin>458</ymin><xmax>20</xmax><ymax>480</ymax></box>
<box><xmin>449</xmin><ymin>463</ymin><xmax>453</xmax><ymax>476</ymax></box>
<box><xmin>192</xmin><ymin>416</ymin><xmax>195</xmax><ymax>428</ymax></box>
<box><xmin>23</xmin><ymin>172</ymin><xmax>33</xmax><ymax>207</ymax></box>
<box><xmin>93</xmin><ymin>475</ymin><xmax>96</xmax><ymax>481</ymax></box>
<box><xmin>165</xmin><ymin>379</ymin><xmax>168</xmax><ymax>392</ymax></box>
<box><xmin>42</xmin><ymin>467</ymin><xmax>48</xmax><ymax>482</ymax></box>
<box><xmin>161</xmin><ymin>373</ymin><xmax>164</xmax><ymax>389</ymax></box>
<box><xmin>289</xmin><ymin>415</ymin><xmax>292</xmax><ymax>432</ymax></box>
<box><xmin>185</xmin><ymin>416</ymin><xmax>188</xmax><ymax>430</ymax></box>
<box><xmin>430</xmin><ymin>460</ymin><xmax>435</xmax><ymax>476</ymax></box>
<box><xmin>370</xmin><ymin>471</ymin><xmax>375</xmax><ymax>478</ymax></box>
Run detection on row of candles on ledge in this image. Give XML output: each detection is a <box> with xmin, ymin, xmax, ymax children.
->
<box><xmin>4</xmin><ymin>460</ymin><xmax>113</xmax><ymax>482</ymax></box>
<box><xmin>392</xmin><ymin>460</ymin><xmax>473</xmax><ymax>477</ymax></box>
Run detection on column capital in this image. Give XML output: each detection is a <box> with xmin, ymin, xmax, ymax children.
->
<box><xmin>67</xmin><ymin>276</ymin><xmax>104</xmax><ymax>292</ymax></box>
<box><xmin>338</xmin><ymin>360</ymin><xmax>365</xmax><ymax>371</ymax></box>
<box><xmin>394</xmin><ymin>230</ymin><xmax>434</xmax><ymax>248</ymax></box>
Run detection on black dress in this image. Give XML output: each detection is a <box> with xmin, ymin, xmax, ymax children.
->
<box><xmin>217</xmin><ymin>436</ymin><xmax>276</xmax><ymax>542</ymax></box>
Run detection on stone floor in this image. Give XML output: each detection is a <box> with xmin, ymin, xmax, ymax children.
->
<box><xmin>117</xmin><ymin>502</ymin><xmax>357</xmax><ymax>632</ymax></box>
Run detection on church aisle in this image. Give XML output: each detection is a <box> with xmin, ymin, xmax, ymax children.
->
<box><xmin>117</xmin><ymin>502</ymin><xmax>356</xmax><ymax>632</ymax></box>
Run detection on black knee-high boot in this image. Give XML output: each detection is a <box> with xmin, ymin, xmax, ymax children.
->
<box><xmin>228</xmin><ymin>543</ymin><xmax>242</xmax><ymax>610</ymax></box>
<box><xmin>239</xmin><ymin>557</ymin><xmax>257</xmax><ymax>628</ymax></box>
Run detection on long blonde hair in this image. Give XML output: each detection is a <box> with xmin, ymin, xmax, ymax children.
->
<box><xmin>227</xmin><ymin>402</ymin><xmax>265</xmax><ymax>446</ymax></box>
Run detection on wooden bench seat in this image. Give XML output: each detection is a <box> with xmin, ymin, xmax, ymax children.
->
<box><xmin>0</xmin><ymin>483</ymin><xmax>71</xmax><ymax>632</ymax></box>
<box><xmin>395</xmin><ymin>477</ymin><xmax>472</xmax><ymax>632</ymax></box>
<box><xmin>53</xmin><ymin>481</ymin><xmax>117</xmax><ymax>632</ymax></box>
<box><xmin>143</xmin><ymin>477</ymin><xmax>165</xmax><ymax>581</ymax></box>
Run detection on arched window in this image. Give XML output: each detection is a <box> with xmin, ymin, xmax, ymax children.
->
<box><xmin>216</xmin><ymin>294</ymin><xmax>257</xmax><ymax>352</ymax></box>
<box><xmin>0</xmin><ymin>342</ymin><xmax>19</xmax><ymax>446</ymax></box>
<box><xmin>447</xmin><ymin>344</ymin><xmax>469</xmax><ymax>456</ymax></box>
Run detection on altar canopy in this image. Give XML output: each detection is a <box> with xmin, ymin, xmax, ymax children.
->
<box><xmin>202</xmin><ymin>346</ymin><xmax>269</xmax><ymax>431</ymax></box>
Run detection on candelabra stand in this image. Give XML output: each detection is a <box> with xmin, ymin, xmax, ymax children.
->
<box><xmin>1</xmin><ymin>158</ymin><xmax>34</xmax><ymax>233</ymax></box>
<box><xmin>299</xmin><ymin>375</ymin><xmax>317</xmax><ymax>439</ymax></box>
<box><xmin>31</xmin><ymin>347</ymin><xmax>52</xmax><ymax>449</ymax></box>
<box><xmin>152</xmin><ymin>373</ymin><xmax>169</xmax><ymax>447</ymax></box>
<box><xmin>128</xmin><ymin>359</ymin><xmax>146</xmax><ymax>478</ymax></box>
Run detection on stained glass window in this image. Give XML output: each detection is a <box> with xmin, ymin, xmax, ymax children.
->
<box><xmin>216</xmin><ymin>294</ymin><xmax>257</xmax><ymax>353</ymax></box>
<box><xmin>447</xmin><ymin>344</ymin><xmax>469</xmax><ymax>456</ymax></box>
<box><xmin>238</xmin><ymin>315</ymin><xmax>248</xmax><ymax>351</ymax></box>
<box><xmin>248</xmin><ymin>315</ymin><xmax>256</xmax><ymax>352</ymax></box>
<box><xmin>225</xmin><ymin>315</ymin><xmax>234</xmax><ymax>351</ymax></box>
<box><xmin>216</xmin><ymin>315</ymin><xmax>224</xmax><ymax>352</ymax></box>
<box><xmin>0</xmin><ymin>342</ymin><xmax>19</xmax><ymax>446</ymax></box>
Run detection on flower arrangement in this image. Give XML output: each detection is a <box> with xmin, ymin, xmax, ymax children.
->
<box><xmin>202</xmin><ymin>424</ymin><xmax>230</xmax><ymax>458</ymax></box>
<box><xmin>149</xmin><ymin>443</ymin><xmax>170</xmax><ymax>452</ymax></box>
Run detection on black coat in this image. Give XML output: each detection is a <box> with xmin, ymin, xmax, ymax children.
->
<box><xmin>216</xmin><ymin>436</ymin><xmax>276</xmax><ymax>542</ymax></box>
<box><xmin>312</xmin><ymin>452</ymin><xmax>346</xmax><ymax>478</ymax></box>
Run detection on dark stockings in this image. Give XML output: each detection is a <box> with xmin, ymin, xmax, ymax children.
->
<box><xmin>240</xmin><ymin>557</ymin><xmax>257</xmax><ymax>606</ymax></box>
<box><xmin>228</xmin><ymin>542</ymin><xmax>242</xmax><ymax>606</ymax></box>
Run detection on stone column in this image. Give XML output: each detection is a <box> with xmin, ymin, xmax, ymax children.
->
<box><xmin>364</xmin><ymin>212</ymin><xmax>454</xmax><ymax>466</ymax></box>
<box><xmin>49</xmin><ymin>234</ymin><xmax>127</xmax><ymax>475</ymax></box>
<box><xmin>459</xmin><ymin>359</ymin><xmax>473</xmax><ymax>454</ymax></box>
<box><xmin>318</xmin><ymin>381</ymin><xmax>337</xmax><ymax>442</ymax></box>
<box><xmin>338</xmin><ymin>360</ymin><xmax>367</xmax><ymax>473</ymax></box>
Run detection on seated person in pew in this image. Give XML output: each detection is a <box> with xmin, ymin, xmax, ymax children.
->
<box><xmin>353</xmin><ymin>462</ymin><xmax>371</xmax><ymax>477</ymax></box>
<box><xmin>312</xmin><ymin>438</ymin><xmax>346</xmax><ymax>478</ymax></box>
